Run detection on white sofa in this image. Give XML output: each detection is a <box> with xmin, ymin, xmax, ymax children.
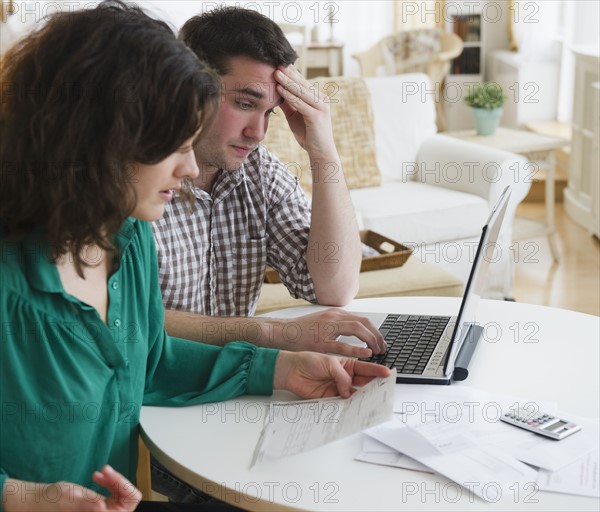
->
<box><xmin>264</xmin><ymin>73</ymin><xmax>531</xmax><ymax>300</ymax></box>
<box><xmin>354</xmin><ymin>73</ymin><xmax>531</xmax><ymax>298</ymax></box>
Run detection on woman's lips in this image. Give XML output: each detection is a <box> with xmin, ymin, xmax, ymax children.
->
<box><xmin>159</xmin><ymin>190</ymin><xmax>173</xmax><ymax>202</ymax></box>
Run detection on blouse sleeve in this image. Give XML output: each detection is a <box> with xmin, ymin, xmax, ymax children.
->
<box><xmin>138</xmin><ymin>221</ymin><xmax>280</xmax><ymax>406</ymax></box>
<box><xmin>0</xmin><ymin>470</ymin><xmax>9</xmax><ymax>512</ymax></box>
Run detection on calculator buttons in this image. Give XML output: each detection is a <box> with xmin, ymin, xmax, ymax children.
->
<box><xmin>501</xmin><ymin>408</ymin><xmax>582</xmax><ymax>440</ymax></box>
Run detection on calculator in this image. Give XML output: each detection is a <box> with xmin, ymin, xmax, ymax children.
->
<box><xmin>500</xmin><ymin>407</ymin><xmax>582</xmax><ymax>440</ymax></box>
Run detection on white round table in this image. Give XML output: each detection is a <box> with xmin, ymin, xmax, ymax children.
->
<box><xmin>141</xmin><ymin>298</ymin><xmax>599</xmax><ymax>511</ymax></box>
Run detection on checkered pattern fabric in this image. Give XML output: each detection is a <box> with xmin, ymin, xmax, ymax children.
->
<box><xmin>152</xmin><ymin>145</ymin><xmax>317</xmax><ymax>316</ymax></box>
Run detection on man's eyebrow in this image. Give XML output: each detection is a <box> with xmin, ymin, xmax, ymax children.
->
<box><xmin>233</xmin><ymin>86</ymin><xmax>284</xmax><ymax>106</ymax></box>
<box><xmin>236</xmin><ymin>87</ymin><xmax>265</xmax><ymax>100</ymax></box>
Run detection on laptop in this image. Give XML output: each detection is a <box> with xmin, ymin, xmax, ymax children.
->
<box><xmin>348</xmin><ymin>186</ymin><xmax>511</xmax><ymax>385</ymax></box>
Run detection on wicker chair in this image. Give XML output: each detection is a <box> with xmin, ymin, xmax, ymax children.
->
<box><xmin>352</xmin><ymin>29</ymin><xmax>463</xmax><ymax>131</ymax></box>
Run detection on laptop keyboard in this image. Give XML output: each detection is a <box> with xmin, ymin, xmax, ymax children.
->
<box><xmin>363</xmin><ymin>314</ymin><xmax>451</xmax><ymax>375</ymax></box>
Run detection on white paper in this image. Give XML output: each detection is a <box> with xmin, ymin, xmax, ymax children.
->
<box><xmin>251</xmin><ymin>370</ymin><xmax>396</xmax><ymax>466</ymax></box>
<box><xmin>355</xmin><ymin>435</ymin><xmax>433</xmax><ymax>473</ymax></box>
<box><xmin>394</xmin><ymin>385</ymin><xmax>597</xmax><ymax>472</ymax></box>
<box><xmin>394</xmin><ymin>384</ymin><xmax>557</xmax><ymax>431</ymax></box>
<box><xmin>494</xmin><ymin>414</ymin><xmax>600</xmax><ymax>472</ymax></box>
<box><xmin>366</xmin><ymin>416</ymin><xmax>538</xmax><ymax>502</ymax></box>
<box><xmin>537</xmin><ymin>447</ymin><xmax>600</xmax><ymax>498</ymax></box>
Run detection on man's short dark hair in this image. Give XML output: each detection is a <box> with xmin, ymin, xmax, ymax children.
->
<box><xmin>180</xmin><ymin>6</ymin><xmax>298</xmax><ymax>74</ymax></box>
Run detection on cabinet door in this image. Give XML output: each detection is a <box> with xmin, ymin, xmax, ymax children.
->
<box><xmin>591</xmin><ymin>83</ymin><xmax>600</xmax><ymax>238</ymax></box>
<box><xmin>565</xmin><ymin>51</ymin><xmax>600</xmax><ymax>232</ymax></box>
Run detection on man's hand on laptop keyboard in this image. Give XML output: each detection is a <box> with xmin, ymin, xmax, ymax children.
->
<box><xmin>263</xmin><ymin>309</ymin><xmax>387</xmax><ymax>358</ymax></box>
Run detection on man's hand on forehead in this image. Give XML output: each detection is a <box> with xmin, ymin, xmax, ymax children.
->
<box><xmin>273</xmin><ymin>64</ymin><xmax>336</xmax><ymax>158</ymax></box>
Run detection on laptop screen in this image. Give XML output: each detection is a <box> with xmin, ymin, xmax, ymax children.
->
<box><xmin>443</xmin><ymin>186</ymin><xmax>511</xmax><ymax>377</ymax></box>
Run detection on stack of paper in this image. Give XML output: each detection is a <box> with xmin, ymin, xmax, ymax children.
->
<box><xmin>250</xmin><ymin>376</ymin><xmax>599</xmax><ymax>501</ymax></box>
<box><xmin>359</xmin><ymin>385</ymin><xmax>600</xmax><ymax>501</ymax></box>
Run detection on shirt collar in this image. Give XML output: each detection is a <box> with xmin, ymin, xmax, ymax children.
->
<box><xmin>22</xmin><ymin>231</ymin><xmax>63</xmax><ymax>294</ymax></box>
<box><xmin>186</xmin><ymin>166</ymin><xmax>247</xmax><ymax>202</ymax></box>
<box><xmin>211</xmin><ymin>167</ymin><xmax>245</xmax><ymax>202</ymax></box>
<box><xmin>113</xmin><ymin>217</ymin><xmax>136</xmax><ymax>253</ymax></box>
<box><xmin>24</xmin><ymin>218</ymin><xmax>136</xmax><ymax>294</ymax></box>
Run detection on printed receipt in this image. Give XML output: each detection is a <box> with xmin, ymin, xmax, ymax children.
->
<box><xmin>251</xmin><ymin>369</ymin><xmax>396</xmax><ymax>467</ymax></box>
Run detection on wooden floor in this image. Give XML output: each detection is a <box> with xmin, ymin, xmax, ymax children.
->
<box><xmin>512</xmin><ymin>202</ymin><xmax>600</xmax><ymax>316</ymax></box>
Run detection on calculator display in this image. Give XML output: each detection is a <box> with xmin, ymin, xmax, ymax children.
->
<box><xmin>544</xmin><ymin>420</ymin><xmax>567</xmax><ymax>432</ymax></box>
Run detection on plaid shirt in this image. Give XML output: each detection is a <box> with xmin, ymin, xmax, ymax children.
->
<box><xmin>152</xmin><ymin>145</ymin><xmax>317</xmax><ymax>316</ymax></box>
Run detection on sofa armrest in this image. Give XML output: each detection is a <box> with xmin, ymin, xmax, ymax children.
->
<box><xmin>415</xmin><ymin>134</ymin><xmax>532</xmax><ymax>299</ymax></box>
<box><xmin>415</xmin><ymin>134</ymin><xmax>531</xmax><ymax>210</ymax></box>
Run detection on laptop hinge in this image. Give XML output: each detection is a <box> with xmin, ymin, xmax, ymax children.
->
<box><xmin>452</xmin><ymin>323</ymin><xmax>484</xmax><ymax>381</ymax></box>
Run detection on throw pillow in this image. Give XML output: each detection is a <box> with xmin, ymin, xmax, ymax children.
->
<box><xmin>382</xmin><ymin>28</ymin><xmax>442</xmax><ymax>75</ymax></box>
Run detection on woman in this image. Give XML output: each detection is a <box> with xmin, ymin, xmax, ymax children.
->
<box><xmin>0</xmin><ymin>2</ymin><xmax>389</xmax><ymax>510</ymax></box>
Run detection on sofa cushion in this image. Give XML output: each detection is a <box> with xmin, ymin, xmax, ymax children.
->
<box><xmin>262</xmin><ymin>76</ymin><xmax>381</xmax><ymax>193</ymax></box>
<box><xmin>255</xmin><ymin>257</ymin><xmax>463</xmax><ymax>315</ymax></box>
<box><xmin>350</xmin><ymin>181</ymin><xmax>488</xmax><ymax>246</ymax></box>
<box><xmin>364</xmin><ymin>74</ymin><xmax>437</xmax><ymax>182</ymax></box>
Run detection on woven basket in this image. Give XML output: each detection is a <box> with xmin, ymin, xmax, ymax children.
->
<box><xmin>264</xmin><ymin>230</ymin><xmax>412</xmax><ymax>283</ymax></box>
<box><xmin>359</xmin><ymin>230</ymin><xmax>412</xmax><ymax>271</ymax></box>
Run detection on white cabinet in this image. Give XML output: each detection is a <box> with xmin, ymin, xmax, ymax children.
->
<box><xmin>443</xmin><ymin>3</ymin><xmax>484</xmax><ymax>131</ymax></box>
<box><xmin>442</xmin><ymin>0</ymin><xmax>512</xmax><ymax>132</ymax></box>
<box><xmin>305</xmin><ymin>42</ymin><xmax>344</xmax><ymax>78</ymax></box>
<box><xmin>488</xmin><ymin>50</ymin><xmax>561</xmax><ymax>128</ymax></box>
<box><xmin>564</xmin><ymin>48</ymin><xmax>600</xmax><ymax>234</ymax></box>
<box><xmin>591</xmin><ymin>82</ymin><xmax>600</xmax><ymax>239</ymax></box>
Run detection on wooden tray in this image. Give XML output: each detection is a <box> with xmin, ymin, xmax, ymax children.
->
<box><xmin>264</xmin><ymin>230</ymin><xmax>412</xmax><ymax>283</ymax></box>
<box><xmin>359</xmin><ymin>230</ymin><xmax>412</xmax><ymax>272</ymax></box>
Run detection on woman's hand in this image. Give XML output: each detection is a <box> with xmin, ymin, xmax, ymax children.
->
<box><xmin>3</xmin><ymin>465</ymin><xmax>141</xmax><ymax>511</ymax></box>
<box><xmin>273</xmin><ymin>351</ymin><xmax>391</xmax><ymax>399</ymax></box>
<box><xmin>92</xmin><ymin>465</ymin><xmax>142</xmax><ymax>511</ymax></box>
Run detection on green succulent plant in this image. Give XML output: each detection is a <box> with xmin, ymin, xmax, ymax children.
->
<box><xmin>464</xmin><ymin>82</ymin><xmax>506</xmax><ymax>110</ymax></box>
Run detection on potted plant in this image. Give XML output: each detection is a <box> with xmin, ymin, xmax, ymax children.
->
<box><xmin>464</xmin><ymin>82</ymin><xmax>506</xmax><ymax>136</ymax></box>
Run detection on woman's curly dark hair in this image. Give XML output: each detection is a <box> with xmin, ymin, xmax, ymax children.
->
<box><xmin>0</xmin><ymin>0</ymin><xmax>219</xmax><ymax>272</ymax></box>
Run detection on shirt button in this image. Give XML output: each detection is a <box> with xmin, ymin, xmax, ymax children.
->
<box><xmin>112</xmin><ymin>281</ymin><xmax>119</xmax><ymax>290</ymax></box>
<box><xmin>114</xmin><ymin>319</ymin><xmax>121</xmax><ymax>327</ymax></box>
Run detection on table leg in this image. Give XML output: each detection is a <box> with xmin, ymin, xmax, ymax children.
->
<box><xmin>137</xmin><ymin>435</ymin><xmax>153</xmax><ymax>500</ymax></box>
<box><xmin>545</xmin><ymin>152</ymin><xmax>560</xmax><ymax>262</ymax></box>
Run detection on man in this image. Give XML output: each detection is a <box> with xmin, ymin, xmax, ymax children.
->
<box><xmin>149</xmin><ymin>7</ymin><xmax>389</xmax><ymax>504</ymax></box>
<box><xmin>152</xmin><ymin>6</ymin><xmax>386</xmax><ymax>358</ymax></box>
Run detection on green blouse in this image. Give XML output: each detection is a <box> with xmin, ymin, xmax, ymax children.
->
<box><xmin>0</xmin><ymin>219</ymin><xmax>279</xmax><ymax>507</ymax></box>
